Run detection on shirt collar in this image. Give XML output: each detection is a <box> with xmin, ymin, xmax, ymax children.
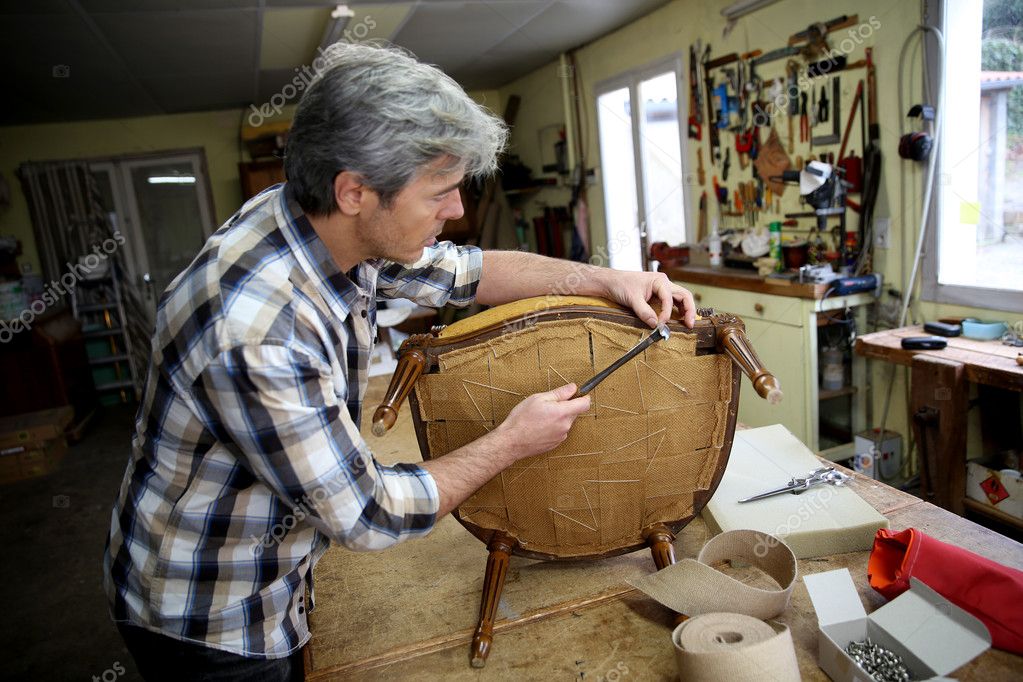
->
<box><xmin>276</xmin><ymin>183</ymin><xmax>368</xmax><ymax>318</ymax></box>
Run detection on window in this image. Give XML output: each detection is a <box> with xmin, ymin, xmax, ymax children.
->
<box><xmin>924</xmin><ymin>0</ymin><xmax>1023</xmax><ymax>310</ymax></box>
<box><xmin>595</xmin><ymin>55</ymin><xmax>690</xmax><ymax>271</ymax></box>
<box><xmin>90</xmin><ymin>150</ymin><xmax>216</xmax><ymax>317</ymax></box>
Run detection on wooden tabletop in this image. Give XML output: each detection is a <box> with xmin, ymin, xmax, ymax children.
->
<box><xmin>856</xmin><ymin>326</ymin><xmax>1023</xmax><ymax>392</ymax></box>
<box><xmin>304</xmin><ymin>377</ymin><xmax>1023</xmax><ymax>680</ymax></box>
<box><xmin>662</xmin><ymin>264</ymin><xmax>833</xmax><ymax>300</ymax></box>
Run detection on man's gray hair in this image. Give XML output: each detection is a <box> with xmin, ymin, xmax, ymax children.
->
<box><xmin>285</xmin><ymin>41</ymin><xmax>508</xmax><ymax>215</ymax></box>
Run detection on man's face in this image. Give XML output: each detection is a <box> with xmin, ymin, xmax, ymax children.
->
<box><xmin>358</xmin><ymin>159</ymin><xmax>465</xmax><ymax>264</ymax></box>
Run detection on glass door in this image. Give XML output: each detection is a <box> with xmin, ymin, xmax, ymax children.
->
<box><xmin>120</xmin><ymin>154</ymin><xmax>215</xmax><ymax>307</ymax></box>
<box><xmin>91</xmin><ymin>151</ymin><xmax>215</xmax><ymax>316</ymax></box>
<box><xmin>597</xmin><ymin>87</ymin><xmax>641</xmax><ymax>271</ymax></box>
<box><xmin>596</xmin><ymin>56</ymin><xmax>689</xmax><ymax>271</ymax></box>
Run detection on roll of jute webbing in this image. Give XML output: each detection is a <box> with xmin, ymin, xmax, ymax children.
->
<box><xmin>628</xmin><ymin>529</ymin><xmax>797</xmax><ymax>619</ymax></box>
<box><xmin>672</xmin><ymin>613</ymin><xmax>800</xmax><ymax>681</ymax></box>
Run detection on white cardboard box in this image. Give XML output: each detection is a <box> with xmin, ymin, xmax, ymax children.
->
<box><xmin>965</xmin><ymin>461</ymin><xmax>1023</xmax><ymax>521</ymax></box>
<box><xmin>803</xmin><ymin>569</ymin><xmax>990</xmax><ymax>681</ymax></box>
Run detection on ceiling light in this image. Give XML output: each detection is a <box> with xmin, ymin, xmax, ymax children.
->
<box><xmin>147</xmin><ymin>175</ymin><xmax>196</xmax><ymax>185</ymax></box>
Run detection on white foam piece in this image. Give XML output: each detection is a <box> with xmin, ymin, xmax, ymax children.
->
<box><xmin>703</xmin><ymin>424</ymin><xmax>889</xmax><ymax>559</ymax></box>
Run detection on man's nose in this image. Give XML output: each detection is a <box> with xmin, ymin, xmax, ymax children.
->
<box><xmin>440</xmin><ymin>189</ymin><xmax>464</xmax><ymax>221</ymax></box>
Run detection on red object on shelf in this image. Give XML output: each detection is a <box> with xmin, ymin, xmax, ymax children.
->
<box><xmin>868</xmin><ymin>527</ymin><xmax>1023</xmax><ymax>654</ymax></box>
<box><xmin>650</xmin><ymin>242</ymin><xmax>689</xmax><ymax>269</ymax></box>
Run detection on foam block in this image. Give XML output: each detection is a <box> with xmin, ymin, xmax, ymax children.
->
<box><xmin>702</xmin><ymin>424</ymin><xmax>888</xmax><ymax>559</ymax></box>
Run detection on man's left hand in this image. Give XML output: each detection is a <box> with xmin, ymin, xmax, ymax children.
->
<box><xmin>602</xmin><ymin>271</ymin><xmax>696</xmax><ymax>329</ymax></box>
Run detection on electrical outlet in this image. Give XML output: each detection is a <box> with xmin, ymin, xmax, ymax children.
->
<box><xmin>874</xmin><ymin>217</ymin><xmax>891</xmax><ymax>249</ymax></box>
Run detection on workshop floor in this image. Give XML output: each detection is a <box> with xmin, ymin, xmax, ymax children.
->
<box><xmin>0</xmin><ymin>403</ymin><xmax>141</xmax><ymax>681</ymax></box>
<box><xmin>1</xmin><ymin>394</ymin><xmax>1018</xmax><ymax>681</ymax></box>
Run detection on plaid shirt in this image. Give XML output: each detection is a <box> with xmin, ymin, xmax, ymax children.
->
<box><xmin>104</xmin><ymin>183</ymin><xmax>482</xmax><ymax>658</ymax></box>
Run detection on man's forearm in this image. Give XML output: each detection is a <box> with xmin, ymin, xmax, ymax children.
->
<box><xmin>419</xmin><ymin>428</ymin><xmax>522</xmax><ymax>517</ymax></box>
<box><xmin>475</xmin><ymin>251</ymin><xmax>608</xmax><ymax>306</ymax></box>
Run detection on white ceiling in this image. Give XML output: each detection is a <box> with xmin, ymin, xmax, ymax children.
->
<box><xmin>1</xmin><ymin>0</ymin><xmax>672</xmax><ymax>125</ymax></box>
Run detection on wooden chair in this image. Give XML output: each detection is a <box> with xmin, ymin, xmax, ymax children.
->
<box><xmin>371</xmin><ymin>295</ymin><xmax>780</xmax><ymax>667</ymax></box>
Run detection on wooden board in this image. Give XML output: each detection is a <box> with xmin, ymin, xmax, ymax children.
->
<box><xmin>663</xmin><ymin>264</ymin><xmax>831</xmax><ymax>300</ymax></box>
<box><xmin>305</xmin><ymin>377</ymin><xmax>1023</xmax><ymax>680</ymax></box>
<box><xmin>856</xmin><ymin>326</ymin><xmax>1023</xmax><ymax>392</ymax></box>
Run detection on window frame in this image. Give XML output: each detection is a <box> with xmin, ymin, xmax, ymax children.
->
<box><xmin>921</xmin><ymin>0</ymin><xmax>1023</xmax><ymax>313</ymax></box>
<box><xmin>593</xmin><ymin>52</ymin><xmax>691</xmax><ymax>271</ymax></box>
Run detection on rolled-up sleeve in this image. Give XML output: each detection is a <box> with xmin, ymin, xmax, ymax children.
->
<box><xmin>193</xmin><ymin>343</ymin><xmax>438</xmax><ymax>551</ymax></box>
<box><xmin>376</xmin><ymin>241</ymin><xmax>482</xmax><ymax>308</ymax></box>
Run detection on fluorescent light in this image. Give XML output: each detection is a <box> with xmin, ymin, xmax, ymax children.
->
<box><xmin>147</xmin><ymin>175</ymin><xmax>196</xmax><ymax>184</ymax></box>
<box><xmin>722</xmin><ymin>0</ymin><xmax>783</xmax><ymax>20</ymax></box>
<box><xmin>319</xmin><ymin>4</ymin><xmax>354</xmax><ymax>50</ymax></box>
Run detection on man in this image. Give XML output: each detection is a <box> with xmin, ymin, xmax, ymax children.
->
<box><xmin>104</xmin><ymin>42</ymin><xmax>694</xmax><ymax>680</ymax></box>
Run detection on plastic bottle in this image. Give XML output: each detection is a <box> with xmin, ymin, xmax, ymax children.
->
<box><xmin>709</xmin><ymin>216</ymin><xmax>722</xmax><ymax>268</ymax></box>
<box><xmin>769</xmin><ymin>221</ymin><xmax>783</xmax><ymax>272</ymax></box>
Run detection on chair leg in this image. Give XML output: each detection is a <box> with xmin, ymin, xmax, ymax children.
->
<box><xmin>644</xmin><ymin>525</ymin><xmax>687</xmax><ymax>626</ymax></box>
<box><xmin>470</xmin><ymin>532</ymin><xmax>516</xmax><ymax>668</ymax></box>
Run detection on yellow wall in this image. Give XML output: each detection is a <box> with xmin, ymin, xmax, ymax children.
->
<box><xmin>497</xmin><ymin>0</ymin><xmax>1021</xmax><ymax>462</ymax></box>
<box><xmin>0</xmin><ymin>89</ymin><xmax>497</xmax><ymax>278</ymax></box>
<box><xmin>0</xmin><ymin>108</ymin><xmax>257</xmax><ymax>276</ymax></box>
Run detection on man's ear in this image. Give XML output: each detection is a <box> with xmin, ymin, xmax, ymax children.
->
<box><xmin>333</xmin><ymin>171</ymin><xmax>369</xmax><ymax>216</ymax></box>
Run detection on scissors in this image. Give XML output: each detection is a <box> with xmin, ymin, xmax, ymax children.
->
<box><xmin>738</xmin><ymin>466</ymin><xmax>851</xmax><ymax>503</ymax></box>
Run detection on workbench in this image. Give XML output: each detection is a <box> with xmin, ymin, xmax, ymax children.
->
<box><xmin>303</xmin><ymin>376</ymin><xmax>1023</xmax><ymax>680</ymax></box>
<box><xmin>856</xmin><ymin>325</ymin><xmax>1023</xmax><ymax>529</ymax></box>
<box><xmin>665</xmin><ymin>264</ymin><xmax>874</xmax><ymax>460</ymax></box>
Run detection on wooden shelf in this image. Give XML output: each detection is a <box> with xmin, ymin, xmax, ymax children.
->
<box><xmin>963</xmin><ymin>497</ymin><xmax>1023</xmax><ymax>532</ymax></box>
<box><xmin>819</xmin><ymin>386</ymin><xmax>857</xmax><ymax>401</ymax></box>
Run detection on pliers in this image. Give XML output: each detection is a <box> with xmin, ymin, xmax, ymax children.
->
<box><xmin>799</xmin><ymin>91</ymin><xmax>809</xmax><ymax>143</ymax></box>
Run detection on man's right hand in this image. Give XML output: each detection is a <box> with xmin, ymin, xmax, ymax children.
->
<box><xmin>496</xmin><ymin>383</ymin><xmax>591</xmax><ymax>461</ymax></box>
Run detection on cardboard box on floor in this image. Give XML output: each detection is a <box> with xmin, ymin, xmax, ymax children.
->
<box><xmin>803</xmin><ymin>569</ymin><xmax>990</xmax><ymax>681</ymax></box>
<box><xmin>0</xmin><ymin>406</ymin><xmax>73</xmax><ymax>485</ymax></box>
<box><xmin>0</xmin><ymin>406</ymin><xmax>73</xmax><ymax>450</ymax></box>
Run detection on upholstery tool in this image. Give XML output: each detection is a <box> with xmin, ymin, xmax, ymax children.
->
<box><xmin>738</xmin><ymin>466</ymin><xmax>850</xmax><ymax>503</ymax></box>
<box><xmin>786</xmin><ymin>61</ymin><xmax>799</xmax><ymax>153</ymax></box>
<box><xmin>799</xmin><ymin>91</ymin><xmax>809</xmax><ymax>143</ymax></box>
<box><xmin>812</xmin><ymin>77</ymin><xmax>841</xmax><ymax>146</ymax></box>
<box><xmin>688</xmin><ymin>42</ymin><xmax>703</xmax><ymax>140</ymax></box>
<box><xmin>807</xmin><ymin>54</ymin><xmax>846</xmax><ymax>78</ymax></box>
<box><xmin>574</xmin><ymin>324</ymin><xmax>669</xmax><ymax>397</ymax></box>
<box><xmin>703</xmin><ymin>45</ymin><xmax>721</xmax><ymax>162</ymax></box>
<box><xmin>837</xmin><ymin>80</ymin><xmax>864</xmax><ymax>162</ymax></box>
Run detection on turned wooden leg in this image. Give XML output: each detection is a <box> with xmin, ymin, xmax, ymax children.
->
<box><xmin>470</xmin><ymin>532</ymin><xmax>516</xmax><ymax>668</ymax></box>
<box><xmin>718</xmin><ymin>323</ymin><xmax>783</xmax><ymax>404</ymax></box>
<box><xmin>644</xmin><ymin>525</ymin><xmax>688</xmax><ymax>626</ymax></box>
<box><xmin>371</xmin><ymin>342</ymin><xmax>428</xmax><ymax>436</ymax></box>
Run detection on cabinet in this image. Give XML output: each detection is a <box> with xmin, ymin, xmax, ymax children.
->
<box><xmin>669</xmin><ymin>273</ymin><xmax>874</xmax><ymax>458</ymax></box>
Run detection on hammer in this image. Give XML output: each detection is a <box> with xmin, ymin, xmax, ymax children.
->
<box><xmin>573</xmin><ymin>324</ymin><xmax>670</xmax><ymax>398</ymax></box>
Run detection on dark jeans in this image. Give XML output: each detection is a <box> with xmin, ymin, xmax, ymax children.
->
<box><xmin>117</xmin><ymin>622</ymin><xmax>304</xmax><ymax>682</ymax></box>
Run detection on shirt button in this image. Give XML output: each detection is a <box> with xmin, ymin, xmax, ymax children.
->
<box><xmin>360</xmin><ymin>309</ymin><xmax>367</xmax><ymax>318</ymax></box>
<box><xmin>298</xmin><ymin>606</ymin><xmax>305</xmax><ymax>614</ymax></box>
